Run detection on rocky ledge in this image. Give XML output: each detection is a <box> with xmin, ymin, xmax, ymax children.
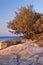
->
<box><xmin>0</xmin><ymin>39</ymin><xmax>43</xmax><ymax>65</ymax></box>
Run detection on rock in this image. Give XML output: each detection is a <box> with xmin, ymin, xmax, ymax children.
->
<box><xmin>0</xmin><ymin>40</ymin><xmax>43</xmax><ymax>65</ymax></box>
<box><xmin>36</xmin><ymin>40</ymin><xmax>43</xmax><ymax>47</ymax></box>
<box><xmin>38</xmin><ymin>57</ymin><xmax>43</xmax><ymax>65</ymax></box>
<box><xmin>0</xmin><ymin>42</ymin><xmax>7</xmax><ymax>50</ymax></box>
<box><xmin>0</xmin><ymin>54</ymin><xmax>17</xmax><ymax>65</ymax></box>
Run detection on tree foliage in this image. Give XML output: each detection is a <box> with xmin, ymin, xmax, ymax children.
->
<box><xmin>33</xmin><ymin>15</ymin><xmax>43</xmax><ymax>33</ymax></box>
<box><xmin>7</xmin><ymin>5</ymin><xmax>43</xmax><ymax>38</ymax></box>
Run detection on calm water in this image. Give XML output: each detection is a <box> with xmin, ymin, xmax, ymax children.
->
<box><xmin>0</xmin><ymin>36</ymin><xmax>19</xmax><ymax>42</ymax></box>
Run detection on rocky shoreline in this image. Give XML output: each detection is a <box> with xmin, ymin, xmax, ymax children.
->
<box><xmin>0</xmin><ymin>37</ymin><xmax>43</xmax><ymax>65</ymax></box>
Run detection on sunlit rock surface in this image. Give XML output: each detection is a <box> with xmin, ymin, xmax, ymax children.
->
<box><xmin>0</xmin><ymin>40</ymin><xmax>43</xmax><ymax>65</ymax></box>
<box><xmin>0</xmin><ymin>42</ymin><xmax>7</xmax><ymax>50</ymax></box>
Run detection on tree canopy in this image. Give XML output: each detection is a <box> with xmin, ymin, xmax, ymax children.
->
<box><xmin>7</xmin><ymin>5</ymin><xmax>43</xmax><ymax>38</ymax></box>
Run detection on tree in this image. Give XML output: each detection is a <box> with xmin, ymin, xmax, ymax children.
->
<box><xmin>33</xmin><ymin>14</ymin><xmax>43</xmax><ymax>33</ymax></box>
<box><xmin>8</xmin><ymin>5</ymin><xmax>35</xmax><ymax>38</ymax></box>
<box><xmin>7</xmin><ymin>5</ymin><xmax>43</xmax><ymax>38</ymax></box>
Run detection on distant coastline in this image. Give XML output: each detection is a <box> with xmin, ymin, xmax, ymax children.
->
<box><xmin>0</xmin><ymin>36</ymin><xmax>20</xmax><ymax>42</ymax></box>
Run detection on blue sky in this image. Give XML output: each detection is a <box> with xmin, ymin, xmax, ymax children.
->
<box><xmin>0</xmin><ymin>0</ymin><xmax>43</xmax><ymax>36</ymax></box>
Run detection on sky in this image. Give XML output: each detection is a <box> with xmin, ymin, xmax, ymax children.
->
<box><xmin>0</xmin><ymin>0</ymin><xmax>43</xmax><ymax>36</ymax></box>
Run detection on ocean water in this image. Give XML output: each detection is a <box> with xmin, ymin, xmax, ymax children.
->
<box><xmin>0</xmin><ymin>36</ymin><xmax>19</xmax><ymax>42</ymax></box>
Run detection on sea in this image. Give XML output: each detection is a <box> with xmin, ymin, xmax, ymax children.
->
<box><xmin>0</xmin><ymin>36</ymin><xmax>19</xmax><ymax>42</ymax></box>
